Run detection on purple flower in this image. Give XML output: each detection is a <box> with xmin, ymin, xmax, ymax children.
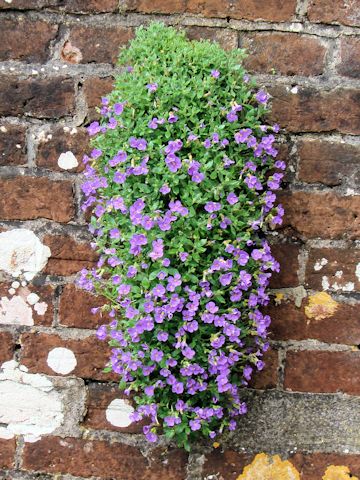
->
<box><xmin>165</xmin><ymin>153</ymin><xmax>182</xmax><ymax>172</ymax></box>
<box><xmin>163</xmin><ymin>258</ymin><xmax>170</xmax><ymax>267</ymax></box>
<box><xmin>226</xmin><ymin>111</ymin><xmax>238</xmax><ymax>123</ymax></box>
<box><xmin>160</xmin><ymin>184</ymin><xmax>170</xmax><ymax>194</ymax></box>
<box><xmin>182</xmin><ymin>346</ymin><xmax>195</xmax><ymax>359</ymax></box>
<box><xmin>148</xmin><ymin>118</ymin><xmax>159</xmax><ymax>129</ymax></box>
<box><xmin>144</xmin><ymin>385</ymin><xmax>155</xmax><ymax>396</ymax></box>
<box><xmin>205</xmin><ymin>202</ymin><xmax>221</xmax><ymax>213</ymax></box>
<box><xmin>127</xmin><ymin>266</ymin><xmax>137</xmax><ymax>278</ymax></box>
<box><xmin>129</xmin><ymin>136</ymin><xmax>147</xmax><ymax>151</ymax></box>
<box><xmin>87</xmin><ymin>121</ymin><xmax>101</xmax><ymax>136</ymax></box>
<box><xmin>151</xmin><ymin>348</ymin><xmax>164</xmax><ymax>362</ymax></box>
<box><xmin>219</xmin><ymin>273</ymin><xmax>233</xmax><ymax>286</ymax></box>
<box><xmin>146</xmin><ymin>82</ymin><xmax>158</xmax><ymax>92</ymax></box>
<box><xmin>227</xmin><ymin>192</ymin><xmax>238</xmax><ymax>205</ymax></box>
<box><xmin>164</xmin><ymin>416</ymin><xmax>181</xmax><ymax>427</ymax></box>
<box><xmin>179</xmin><ymin>252</ymin><xmax>188</xmax><ymax>262</ymax></box>
<box><xmin>110</xmin><ymin>228</ymin><xmax>120</xmax><ymax>239</ymax></box>
<box><xmin>172</xmin><ymin>382</ymin><xmax>184</xmax><ymax>394</ymax></box>
<box><xmin>113</xmin><ymin>103</ymin><xmax>124</xmax><ymax>115</ymax></box>
<box><xmin>96</xmin><ymin>325</ymin><xmax>107</xmax><ymax>340</ymax></box>
<box><xmin>109</xmin><ymin>150</ymin><xmax>127</xmax><ymax>167</ymax></box>
<box><xmin>149</xmin><ymin>239</ymin><xmax>164</xmax><ymax>261</ymax></box>
<box><xmin>211</xmin><ymin>69</ymin><xmax>220</xmax><ymax>78</ymax></box>
<box><xmin>234</xmin><ymin>128</ymin><xmax>252</xmax><ymax>143</ymax></box>
<box><xmin>118</xmin><ymin>284</ymin><xmax>131</xmax><ymax>295</ymax></box>
<box><xmin>114</xmin><ymin>171</ymin><xmax>127</xmax><ymax>184</ymax></box>
<box><xmin>152</xmin><ymin>284</ymin><xmax>165</xmax><ymax>297</ymax></box>
<box><xmin>206</xmin><ymin>302</ymin><xmax>218</xmax><ymax>314</ymax></box>
<box><xmin>256</xmin><ymin>89</ymin><xmax>269</xmax><ymax>104</ymax></box>
<box><xmin>91</xmin><ymin>148</ymin><xmax>102</xmax><ymax>159</ymax></box>
<box><xmin>168</xmin><ymin>112</ymin><xmax>178</xmax><ymax>123</ymax></box>
<box><xmin>157</xmin><ymin>331</ymin><xmax>169</xmax><ymax>342</ymax></box>
<box><xmin>189</xmin><ymin>419</ymin><xmax>201</xmax><ymax>431</ymax></box>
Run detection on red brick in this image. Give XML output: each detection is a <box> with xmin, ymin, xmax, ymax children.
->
<box><xmin>241</xmin><ymin>33</ymin><xmax>326</xmax><ymax>76</ymax></box>
<box><xmin>249</xmin><ymin>348</ymin><xmax>278</xmax><ymax>390</ymax></box>
<box><xmin>305</xmin><ymin>248</ymin><xmax>360</xmax><ymax>292</ymax></box>
<box><xmin>268</xmin><ymin>298</ymin><xmax>360</xmax><ymax>345</ymax></box>
<box><xmin>269</xmin><ymin>243</ymin><xmax>300</xmax><ymax>288</ymax></box>
<box><xmin>0</xmin><ymin>0</ymin><xmax>119</xmax><ymax>12</ymax></box>
<box><xmin>185</xmin><ymin>26</ymin><xmax>238</xmax><ymax>51</ymax></box>
<box><xmin>0</xmin><ymin>123</ymin><xmax>27</xmax><ymax>166</ymax></box>
<box><xmin>0</xmin><ymin>18</ymin><xmax>58</xmax><ymax>63</ymax></box>
<box><xmin>279</xmin><ymin>191</ymin><xmax>360</xmax><ymax>240</ymax></box>
<box><xmin>124</xmin><ymin>0</ymin><xmax>297</xmax><ymax>21</ymax></box>
<box><xmin>43</xmin><ymin>235</ymin><xmax>98</xmax><ymax>276</ymax></box>
<box><xmin>308</xmin><ymin>0</ymin><xmax>360</xmax><ymax>27</ymax></box>
<box><xmin>284</xmin><ymin>350</ymin><xmax>360</xmax><ymax>395</ymax></box>
<box><xmin>84</xmin><ymin>383</ymin><xmax>144</xmax><ymax>433</ymax></box>
<box><xmin>337</xmin><ymin>36</ymin><xmax>360</xmax><ymax>79</ymax></box>
<box><xmin>83</xmin><ymin>77</ymin><xmax>114</xmax><ymax>121</ymax></box>
<box><xmin>0</xmin><ymin>332</ymin><xmax>14</xmax><ymax>364</ymax></box>
<box><xmin>291</xmin><ymin>452</ymin><xmax>360</xmax><ymax>480</ymax></box>
<box><xmin>20</xmin><ymin>332</ymin><xmax>116</xmax><ymax>380</ymax></box>
<box><xmin>203</xmin><ymin>450</ymin><xmax>253</xmax><ymax>480</ymax></box>
<box><xmin>0</xmin><ymin>76</ymin><xmax>75</xmax><ymax>118</ymax></box>
<box><xmin>270</xmin><ymin>86</ymin><xmax>360</xmax><ymax>135</ymax></box>
<box><xmin>36</xmin><ymin>126</ymin><xmax>88</xmax><ymax>172</ymax></box>
<box><xmin>22</xmin><ymin>436</ymin><xmax>187</xmax><ymax>479</ymax></box>
<box><xmin>0</xmin><ymin>283</ymin><xmax>54</xmax><ymax>327</ymax></box>
<box><xmin>0</xmin><ymin>438</ymin><xmax>16</xmax><ymax>469</ymax></box>
<box><xmin>298</xmin><ymin>138</ymin><xmax>360</xmax><ymax>186</ymax></box>
<box><xmin>0</xmin><ymin>177</ymin><xmax>74</xmax><ymax>222</ymax></box>
<box><xmin>58</xmin><ymin>284</ymin><xmax>107</xmax><ymax>328</ymax></box>
<box><xmin>65</xmin><ymin>25</ymin><xmax>133</xmax><ymax>64</ymax></box>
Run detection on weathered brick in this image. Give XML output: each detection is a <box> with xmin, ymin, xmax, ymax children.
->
<box><xmin>0</xmin><ymin>76</ymin><xmax>75</xmax><ymax>118</ymax></box>
<box><xmin>0</xmin><ymin>332</ymin><xmax>14</xmax><ymax>364</ymax></box>
<box><xmin>297</xmin><ymin>138</ymin><xmax>360</xmax><ymax>186</ymax></box>
<box><xmin>279</xmin><ymin>191</ymin><xmax>360</xmax><ymax>240</ymax></box>
<box><xmin>65</xmin><ymin>25</ymin><xmax>133</xmax><ymax>64</ymax></box>
<box><xmin>270</xmin><ymin>86</ymin><xmax>360</xmax><ymax>135</ymax></box>
<box><xmin>20</xmin><ymin>332</ymin><xmax>115</xmax><ymax>380</ymax></box>
<box><xmin>84</xmin><ymin>383</ymin><xmax>144</xmax><ymax>433</ymax></box>
<box><xmin>0</xmin><ymin>0</ymin><xmax>119</xmax><ymax>12</ymax></box>
<box><xmin>22</xmin><ymin>436</ymin><xmax>187</xmax><ymax>479</ymax></box>
<box><xmin>284</xmin><ymin>350</ymin><xmax>360</xmax><ymax>395</ymax></box>
<box><xmin>268</xmin><ymin>298</ymin><xmax>360</xmax><ymax>345</ymax></box>
<box><xmin>240</xmin><ymin>33</ymin><xmax>326</xmax><ymax>76</ymax></box>
<box><xmin>43</xmin><ymin>235</ymin><xmax>98</xmax><ymax>276</ymax></box>
<box><xmin>337</xmin><ymin>36</ymin><xmax>360</xmax><ymax>79</ymax></box>
<box><xmin>269</xmin><ymin>243</ymin><xmax>300</xmax><ymax>288</ymax></box>
<box><xmin>249</xmin><ymin>348</ymin><xmax>278</xmax><ymax>390</ymax></box>
<box><xmin>83</xmin><ymin>76</ymin><xmax>114</xmax><ymax>121</ymax></box>
<box><xmin>0</xmin><ymin>283</ymin><xmax>54</xmax><ymax>327</ymax></box>
<box><xmin>0</xmin><ymin>438</ymin><xmax>16</xmax><ymax>469</ymax></box>
<box><xmin>0</xmin><ymin>18</ymin><xmax>58</xmax><ymax>63</ymax></box>
<box><xmin>36</xmin><ymin>126</ymin><xmax>88</xmax><ymax>172</ymax></box>
<box><xmin>203</xmin><ymin>450</ymin><xmax>253</xmax><ymax>480</ymax></box>
<box><xmin>305</xmin><ymin>247</ymin><xmax>360</xmax><ymax>292</ymax></box>
<box><xmin>291</xmin><ymin>452</ymin><xmax>360</xmax><ymax>480</ymax></box>
<box><xmin>124</xmin><ymin>0</ymin><xmax>297</xmax><ymax>21</ymax></box>
<box><xmin>0</xmin><ymin>177</ymin><xmax>74</xmax><ymax>222</ymax></box>
<box><xmin>308</xmin><ymin>0</ymin><xmax>360</xmax><ymax>27</ymax></box>
<box><xmin>58</xmin><ymin>284</ymin><xmax>107</xmax><ymax>328</ymax></box>
<box><xmin>0</xmin><ymin>123</ymin><xmax>27</xmax><ymax>166</ymax></box>
<box><xmin>185</xmin><ymin>26</ymin><xmax>238</xmax><ymax>51</ymax></box>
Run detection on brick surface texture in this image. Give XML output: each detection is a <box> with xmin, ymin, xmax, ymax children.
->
<box><xmin>0</xmin><ymin>1</ymin><xmax>359</xmax><ymax>478</ymax></box>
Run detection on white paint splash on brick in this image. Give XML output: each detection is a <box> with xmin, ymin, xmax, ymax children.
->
<box><xmin>47</xmin><ymin>347</ymin><xmax>77</xmax><ymax>375</ymax></box>
<box><xmin>26</xmin><ymin>293</ymin><xmax>40</xmax><ymax>305</ymax></box>
<box><xmin>0</xmin><ymin>229</ymin><xmax>51</xmax><ymax>279</ymax></box>
<box><xmin>322</xmin><ymin>275</ymin><xmax>355</xmax><ymax>292</ymax></box>
<box><xmin>57</xmin><ymin>151</ymin><xmax>79</xmax><ymax>170</ymax></box>
<box><xmin>314</xmin><ymin>258</ymin><xmax>328</xmax><ymax>271</ymax></box>
<box><xmin>322</xmin><ymin>276</ymin><xmax>330</xmax><ymax>290</ymax></box>
<box><xmin>105</xmin><ymin>399</ymin><xmax>134</xmax><ymax>428</ymax></box>
<box><xmin>335</xmin><ymin>270</ymin><xmax>343</xmax><ymax>278</ymax></box>
<box><xmin>356</xmin><ymin>263</ymin><xmax>360</xmax><ymax>282</ymax></box>
<box><xmin>0</xmin><ymin>295</ymin><xmax>33</xmax><ymax>326</ymax></box>
<box><xmin>0</xmin><ymin>361</ymin><xmax>64</xmax><ymax>442</ymax></box>
<box><xmin>34</xmin><ymin>302</ymin><xmax>47</xmax><ymax>315</ymax></box>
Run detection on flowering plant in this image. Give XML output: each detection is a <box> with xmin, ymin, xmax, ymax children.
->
<box><xmin>78</xmin><ymin>23</ymin><xmax>284</xmax><ymax>450</ymax></box>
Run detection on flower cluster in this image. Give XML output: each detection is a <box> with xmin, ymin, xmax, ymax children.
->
<box><xmin>78</xmin><ymin>23</ymin><xmax>285</xmax><ymax>450</ymax></box>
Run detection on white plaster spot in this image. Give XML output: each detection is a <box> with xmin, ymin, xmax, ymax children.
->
<box><xmin>4</xmin><ymin>0</ymin><xmax>13</xmax><ymax>3</ymax></box>
<box><xmin>31</xmin><ymin>70</ymin><xmax>38</xmax><ymax>75</ymax></box>
<box><xmin>63</xmin><ymin>126</ymin><xmax>70</xmax><ymax>132</ymax></box>
<box><xmin>0</xmin><ymin>295</ymin><xmax>33</xmax><ymax>326</ymax></box>
<box><xmin>8</xmin><ymin>288</ymin><xmax>15</xmax><ymax>295</ymax></box>
<box><xmin>345</xmin><ymin>188</ymin><xmax>355</xmax><ymax>196</ymax></box>
<box><xmin>322</xmin><ymin>276</ymin><xmax>330</xmax><ymax>290</ymax></box>
<box><xmin>11</xmin><ymin>281</ymin><xmax>20</xmax><ymax>289</ymax></box>
<box><xmin>70</xmin><ymin>127</ymin><xmax>77</xmax><ymax>135</ymax></box>
<box><xmin>21</xmin><ymin>281</ymin><xmax>27</xmax><ymax>287</ymax></box>
<box><xmin>47</xmin><ymin>348</ymin><xmax>77</xmax><ymax>375</ymax></box>
<box><xmin>16</xmin><ymin>144</ymin><xmax>21</xmax><ymax>149</ymax></box>
<box><xmin>52</xmin><ymin>66</ymin><xmax>59</xmax><ymax>71</ymax></box>
<box><xmin>356</xmin><ymin>263</ymin><xmax>360</xmax><ymax>282</ymax></box>
<box><xmin>335</xmin><ymin>270</ymin><xmax>343</xmax><ymax>278</ymax></box>
<box><xmin>0</xmin><ymin>361</ymin><xmax>64</xmax><ymax>441</ymax></box>
<box><xmin>26</xmin><ymin>293</ymin><xmax>40</xmax><ymax>305</ymax></box>
<box><xmin>342</xmin><ymin>282</ymin><xmax>355</xmax><ymax>292</ymax></box>
<box><xmin>0</xmin><ymin>229</ymin><xmax>51</xmax><ymax>279</ymax></box>
<box><xmin>314</xmin><ymin>258</ymin><xmax>328</xmax><ymax>271</ymax></box>
<box><xmin>58</xmin><ymin>151</ymin><xmax>79</xmax><ymax>170</ymax></box>
<box><xmin>291</xmin><ymin>86</ymin><xmax>298</xmax><ymax>94</ymax></box>
<box><xmin>0</xmin><ymin>126</ymin><xmax>7</xmax><ymax>133</ymax></box>
<box><xmin>105</xmin><ymin>399</ymin><xmax>134</xmax><ymax>428</ymax></box>
<box><xmin>34</xmin><ymin>302</ymin><xmax>47</xmax><ymax>315</ymax></box>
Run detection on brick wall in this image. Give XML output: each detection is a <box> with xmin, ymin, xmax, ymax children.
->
<box><xmin>0</xmin><ymin>1</ymin><xmax>359</xmax><ymax>479</ymax></box>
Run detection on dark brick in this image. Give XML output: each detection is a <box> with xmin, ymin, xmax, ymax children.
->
<box><xmin>337</xmin><ymin>36</ymin><xmax>360</xmax><ymax>78</ymax></box>
<box><xmin>308</xmin><ymin>0</ymin><xmax>360</xmax><ymax>27</ymax></box>
<box><xmin>0</xmin><ymin>123</ymin><xmax>27</xmax><ymax>166</ymax></box>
